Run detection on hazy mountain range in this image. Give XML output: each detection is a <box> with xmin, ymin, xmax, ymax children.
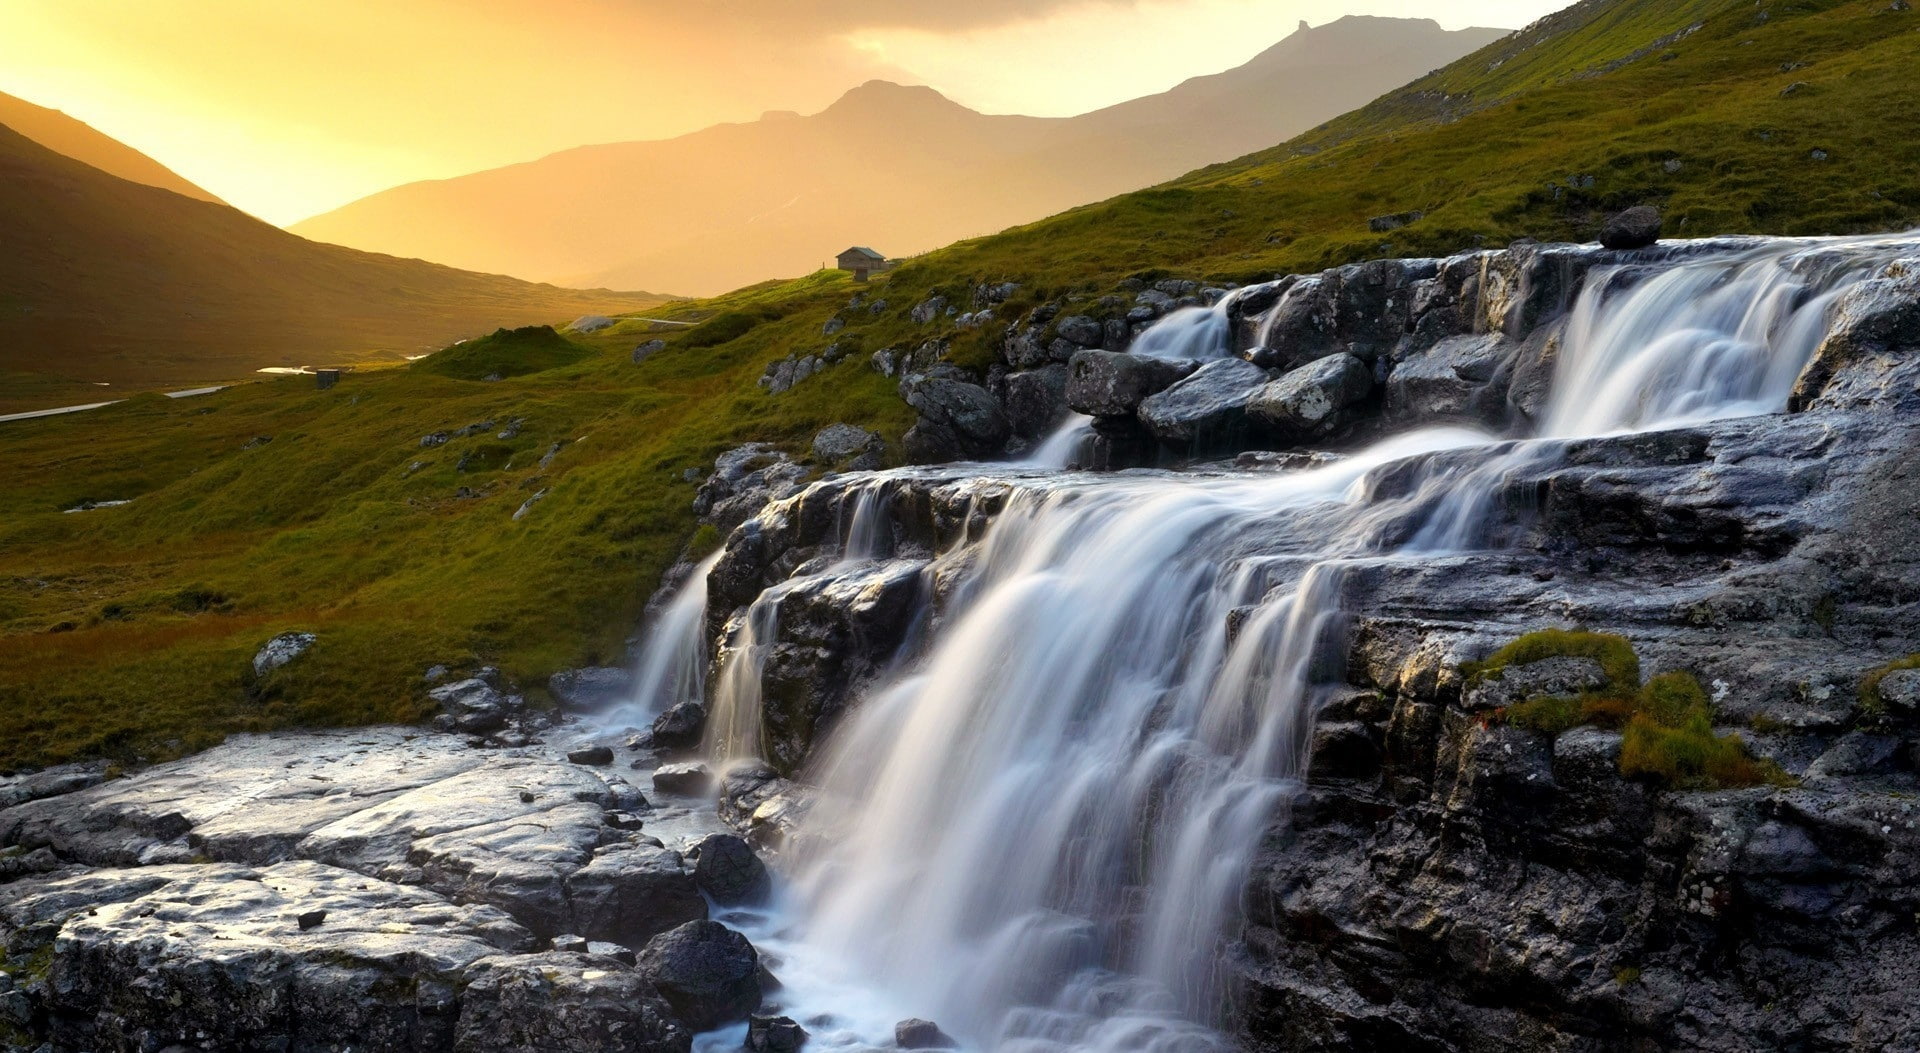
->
<box><xmin>0</xmin><ymin>113</ymin><xmax>665</xmax><ymax>393</ymax></box>
<box><xmin>293</xmin><ymin>16</ymin><xmax>1508</xmax><ymax>296</ymax></box>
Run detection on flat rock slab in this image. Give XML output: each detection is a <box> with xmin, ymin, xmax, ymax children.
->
<box><xmin>0</xmin><ymin>861</ymin><xmax>701</xmax><ymax>1052</ymax></box>
<box><xmin>0</xmin><ymin>729</ymin><xmax>708</xmax><ymax>947</ymax></box>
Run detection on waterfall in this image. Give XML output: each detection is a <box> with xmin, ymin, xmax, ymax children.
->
<box><xmin>1130</xmin><ymin>296</ymin><xmax>1239</xmax><ymax>361</ymax></box>
<box><xmin>593</xmin><ymin>551</ymin><xmax>722</xmax><ymax>732</ymax></box>
<box><xmin>695</xmin><ymin>234</ymin><xmax>1916</xmax><ymax>1053</ymax></box>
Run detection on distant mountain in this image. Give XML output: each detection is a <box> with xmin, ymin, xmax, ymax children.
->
<box><xmin>0</xmin><ymin>90</ymin><xmax>223</xmax><ymax>204</ymax></box>
<box><xmin>292</xmin><ymin>17</ymin><xmax>1508</xmax><ymax>296</ymax></box>
<box><xmin>0</xmin><ymin>123</ymin><xmax>666</xmax><ymax>391</ymax></box>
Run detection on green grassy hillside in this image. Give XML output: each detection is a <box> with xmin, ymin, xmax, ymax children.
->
<box><xmin>1</xmin><ymin>0</ymin><xmax>1915</xmax><ymax>770</ymax></box>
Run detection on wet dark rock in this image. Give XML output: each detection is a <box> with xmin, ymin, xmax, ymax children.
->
<box><xmin>296</xmin><ymin>908</ymin><xmax>328</xmax><ymax>930</ymax></box>
<box><xmin>565</xmin><ymin>843</ymin><xmax>708</xmax><ymax>948</ymax></box>
<box><xmin>457</xmin><ymin>952</ymin><xmax>690</xmax><ymax>1053</ymax></box>
<box><xmin>650</xmin><ymin>700</ymin><xmax>709</xmax><ymax>752</ymax></box>
<box><xmin>1003</xmin><ymin>365</ymin><xmax>1071</xmax><ymax>440</ymax></box>
<box><xmin>690</xmin><ymin>833</ymin><xmax>770</xmax><ymax>904</ymax></box>
<box><xmin>550</xmin><ymin>667</ymin><xmax>632</xmax><ymax>710</ymax></box>
<box><xmin>747</xmin><ymin>1014</ymin><xmax>809</xmax><ymax>1053</ymax></box>
<box><xmin>894</xmin><ymin>1018</ymin><xmax>958</xmax><ymax>1049</ymax></box>
<box><xmin>568</xmin><ymin>745</ymin><xmax>615</xmax><ymax>766</ymax></box>
<box><xmin>637</xmin><ymin>920</ymin><xmax>761</xmax><ymax>1031</ymax></box>
<box><xmin>901</xmin><ymin>374</ymin><xmax>1010</xmax><ymax>459</ymax></box>
<box><xmin>1601</xmin><ymin>205</ymin><xmax>1664</xmax><ymax>250</ymax></box>
<box><xmin>1384</xmin><ymin>332</ymin><xmax>1514</xmax><ymax>425</ymax></box>
<box><xmin>1065</xmin><ymin>350</ymin><xmax>1197</xmax><ymax>418</ymax></box>
<box><xmin>430</xmin><ymin>677</ymin><xmax>524</xmax><ymax>734</ymax></box>
<box><xmin>1137</xmin><ymin>358</ymin><xmax>1272</xmax><ymax>449</ymax></box>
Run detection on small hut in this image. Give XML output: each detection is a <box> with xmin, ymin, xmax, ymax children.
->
<box><xmin>836</xmin><ymin>247</ymin><xmax>890</xmax><ymax>282</ymax></box>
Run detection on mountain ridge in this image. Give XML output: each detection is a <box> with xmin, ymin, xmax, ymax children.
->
<box><xmin>0</xmin><ymin>122</ymin><xmax>668</xmax><ymax>399</ymax></box>
<box><xmin>291</xmin><ymin>16</ymin><xmax>1508</xmax><ymax>295</ymax></box>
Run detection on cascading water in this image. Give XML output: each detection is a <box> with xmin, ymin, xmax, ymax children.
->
<box><xmin>1026</xmin><ymin>291</ymin><xmax>1246</xmax><ymax>469</ymax></box>
<box><xmin>694</xmin><ymin>234</ymin><xmax>1917</xmax><ymax>1053</ymax></box>
<box><xmin>593</xmin><ymin>551</ymin><xmax>722</xmax><ymax>732</ymax></box>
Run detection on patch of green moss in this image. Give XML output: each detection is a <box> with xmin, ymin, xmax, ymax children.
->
<box><xmin>1464</xmin><ymin>629</ymin><xmax>1642</xmax><ymax>695</ymax></box>
<box><xmin>1477</xmin><ymin>633</ymin><xmax>1787</xmax><ymax>791</ymax></box>
<box><xmin>1860</xmin><ymin>654</ymin><xmax>1920</xmax><ymax>716</ymax></box>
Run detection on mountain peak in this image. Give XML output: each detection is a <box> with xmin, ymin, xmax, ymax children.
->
<box><xmin>821</xmin><ymin>80</ymin><xmax>973</xmax><ymax>121</ymax></box>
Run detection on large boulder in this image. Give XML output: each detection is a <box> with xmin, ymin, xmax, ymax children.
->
<box><xmin>563</xmin><ymin>844</ymin><xmax>709</xmax><ymax>948</ymax></box>
<box><xmin>812</xmin><ymin>424</ymin><xmax>885</xmax><ymax>467</ymax></box>
<box><xmin>1002</xmin><ymin>365</ymin><xmax>1071</xmax><ymax>440</ymax></box>
<box><xmin>1383</xmin><ymin>333</ymin><xmax>1513</xmax><ymax>426</ymax></box>
<box><xmin>1600</xmin><ymin>206</ymin><xmax>1663</xmax><ymax>250</ymax></box>
<box><xmin>1247</xmin><ymin>353</ymin><xmax>1374</xmax><ymax>443</ymax></box>
<box><xmin>429</xmin><ymin>677</ymin><xmax>523</xmax><ymax>734</ymax></box>
<box><xmin>1137</xmin><ymin>358</ymin><xmax>1272</xmax><ymax>448</ymax></box>
<box><xmin>689</xmin><ymin>834</ymin><xmax>770</xmax><ymax>905</ymax></box>
<box><xmin>637</xmin><ymin>920</ymin><xmax>761</xmax><ymax>1031</ymax></box>
<box><xmin>1065</xmin><ymin>351</ymin><xmax>1198</xmax><ymax>418</ymax></box>
<box><xmin>693</xmin><ymin>444</ymin><xmax>812</xmax><ymax>531</ymax></box>
<box><xmin>900</xmin><ymin>374</ymin><xmax>1010</xmax><ymax>459</ymax></box>
<box><xmin>252</xmin><ymin>632</ymin><xmax>316</xmax><ymax>677</ymax></box>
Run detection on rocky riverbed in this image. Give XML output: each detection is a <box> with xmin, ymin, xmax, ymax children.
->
<box><xmin>0</xmin><ymin>725</ymin><xmax>785</xmax><ymax>1052</ymax></box>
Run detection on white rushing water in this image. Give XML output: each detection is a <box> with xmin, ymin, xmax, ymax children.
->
<box><xmin>690</xmin><ymin>234</ymin><xmax>1916</xmax><ymax>1053</ymax></box>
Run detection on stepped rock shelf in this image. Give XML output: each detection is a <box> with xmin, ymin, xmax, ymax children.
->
<box><xmin>9</xmin><ymin>231</ymin><xmax>1920</xmax><ymax>1052</ymax></box>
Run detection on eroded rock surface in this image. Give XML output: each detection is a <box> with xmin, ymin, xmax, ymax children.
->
<box><xmin>0</xmin><ymin>728</ymin><xmax>773</xmax><ymax>1050</ymax></box>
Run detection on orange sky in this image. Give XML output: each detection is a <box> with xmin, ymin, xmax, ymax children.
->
<box><xmin>0</xmin><ymin>0</ymin><xmax>1566</xmax><ymax>226</ymax></box>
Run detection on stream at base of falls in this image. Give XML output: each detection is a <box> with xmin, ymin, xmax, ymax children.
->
<box><xmin>609</xmin><ymin>233</ymin><xmax>1920</xmax><ymax>1053</ymax></box>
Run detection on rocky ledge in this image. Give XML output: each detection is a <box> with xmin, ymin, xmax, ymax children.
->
<box><xmin>0</xmin><ymin>728</ymin><xmax>773</xmax><ymax>1052</ymax></box>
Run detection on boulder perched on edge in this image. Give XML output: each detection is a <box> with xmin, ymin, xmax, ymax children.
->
<box><xmin>1600</xmin><ymin>206</ymin><xmax>1663</xmax><ymax>250</ymax></box>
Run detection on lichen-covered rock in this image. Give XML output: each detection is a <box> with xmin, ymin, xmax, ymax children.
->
<box><xmin>1247</xmin><ymin>353</ymin><xmax>1373</xmax><ymax>442</ymax></box>
<box><xmin>7</xmin><ymin>861</ymin><xmax>534</xmax><ymax>1052</ymax></box>
<box><xmin>812</xmin><ymin>423</ymin><xmax>885</xmax><ymax>466</ymax></box>
<box><xmin>252</xmin><ymin>631</ymin><xmax>316</xmax><ymax>677</ymax></box>
<box><xmin>693</xmin><ymin>444</ymin><xmax>813</xmax><ymax>531</ymax></box>
<box><xmin>1065</xmin><ymin>350</ymin><xmax>1197</xmax><ymax>418</ymax></box>
<box><xmin>1137</xmin><ymin>358</ymin><xmax>1272</xmax><ymax>449</ymax></box>
<box><xmin>455</xmin><ymin>953</ymin><xmax>690</xmax><ymax>1053</ymax></box>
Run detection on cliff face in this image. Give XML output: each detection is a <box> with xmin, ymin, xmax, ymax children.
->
<box><xmin>688</xmin><ymin>233</ymin><xmax>1920</xmax><ymax>1050</ymax></box>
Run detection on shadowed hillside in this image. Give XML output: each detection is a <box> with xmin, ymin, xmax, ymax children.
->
<box><xmin>0</xmin><ymin>89</ymin><xmax>222</xmax><ymax>204</ymax></box>
<box><xmin>0</xmin><ymin>124</ymin><xmax>668</xmax><ymax>402</ymax></box>
<box><xmin>291</xmin><ymin>17</ymin><xmax>1506</xmax><ymax>296</ymax></box>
